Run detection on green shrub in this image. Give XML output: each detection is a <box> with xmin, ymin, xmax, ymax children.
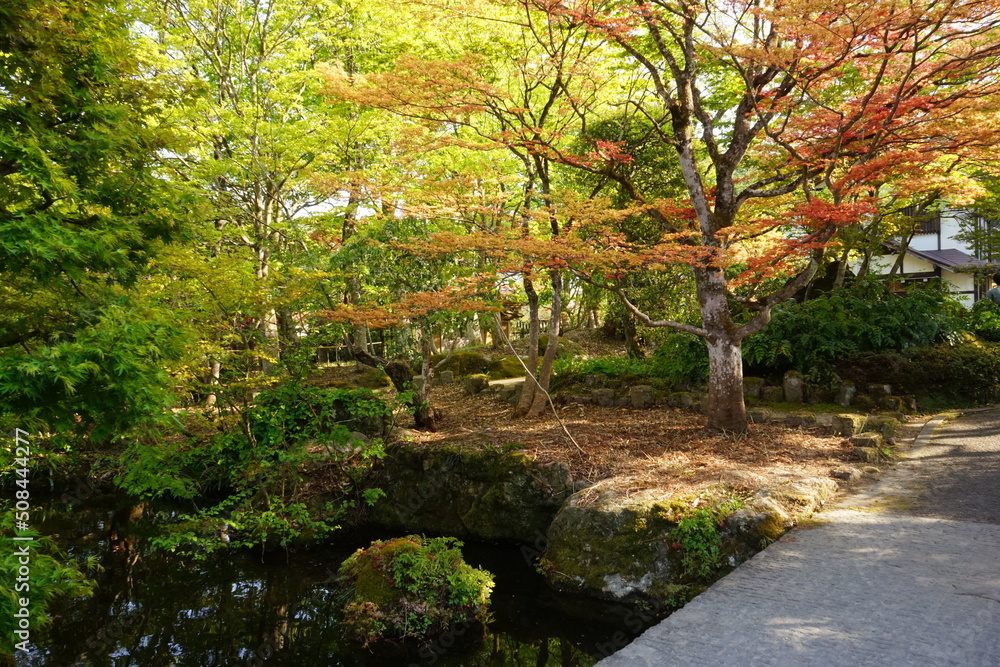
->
<box><xmin>552</xmin><ymin>332</ymin><xmax>707</xmax><ymax>390</ymax></box>
<box><xmin>339</xmin><ymin>535</ymin><xmax>494</xmax><ymax>646</ymax></box>
<box><xmin>839</xmin><ymin>340</ymin><xmax>1000</xmax><ymax>407</ymax></box>
<box><xmin>965</xmin><ymin>299</ymin><xmax>1000</xmax><ymax>342</ymax></box>
<box><xmin>120</xmin><ymin>383</ymin><xmax>392</xmax><ymax>554</ymax></box>
<box><xmin>744</xmin><ymin>281</ymin><xmax>965</xmax><ymax>381</ymax></box>
<box><xmin>0</xmin><ymin>518</ymin><xmax>97</xmax><ymax>655</ymax></box>
<box><xmin>668</xmin><ymin>497</ymin><xmax>744</xmax><ymax>580</ymax></box>
<box><xmin>647</xmin><ymin>333</ymin><xmax>709</xmax><ymax>386</ymax></box>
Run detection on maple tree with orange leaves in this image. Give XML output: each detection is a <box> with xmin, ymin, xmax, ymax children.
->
<box><xmin>324</xmin><ymin>0</ymin><xmax>1000</xmax><ymax>430</ymax></box>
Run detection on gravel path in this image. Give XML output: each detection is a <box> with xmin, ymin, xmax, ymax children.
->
<box><xmin>598</xmin><ymin>409</ymin><xmax>1000</xmax><ymax>666</ymax></box>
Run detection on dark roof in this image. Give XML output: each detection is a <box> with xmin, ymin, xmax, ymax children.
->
<box><xmin>908</xmin><ymin>248</ymin><xmax>988</xmax><ymax>271</ymax></box>
<box><xmin>883</xmin><ymin>243</ymin><xmax>990</xmax><ymax>272</ymax></box>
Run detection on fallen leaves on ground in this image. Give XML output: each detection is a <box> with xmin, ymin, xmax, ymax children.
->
<box><xmin>400</xmin><ymin>384</ymin><xmax>855</xmax><ymax>497</ymax></box>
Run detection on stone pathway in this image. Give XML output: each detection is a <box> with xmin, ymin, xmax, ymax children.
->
<box><xmin>598</xmin><ymin>410</ymin><xmax>1000</xmax><ymax>666</ymax></box>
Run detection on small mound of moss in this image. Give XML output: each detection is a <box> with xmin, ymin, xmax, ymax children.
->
<box><xmin>487</xmin><ymin>355</ymin><xmax>524</xmax><ymax>379</ymax></box>
<box><xmin>417</xmin><ymin>350</ymin><xmax>490</xmax><ymax>377</ymax></box>
<box><xmin>338</xmin><ymin>535</ymin><xmax>494</xmax><ymax>646</ymax></box>
<box><xmin>352</xmin><ymin>366</ymin><xmax>391</xmax><ymax>388</ymax></box>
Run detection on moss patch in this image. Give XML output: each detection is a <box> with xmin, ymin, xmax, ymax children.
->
<box><xmin>487</xmin><ymin>355</ymin><xmax>524</xmax><ymax>379</ymax></box>
<box><xmin>539</xmin><ymin>485</ymin><xmax>746</xmax><ymax>605</ymax></box>
<box><xmin>338</xmin><ymin>535</ymin><xmax>494</xmax><ymax>646</ymax></box>
<box><xmin>422</xmin><ymin>350</ymin><xmax>490</xmax><ymax>377</ymax></box>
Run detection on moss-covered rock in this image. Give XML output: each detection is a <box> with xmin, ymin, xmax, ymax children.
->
<box><xmin>420</xmin><ymin>350</ymin><xmax>490</xmax><ymax>377</ymax></box>
<box><xmin>538</xmin><ymin>483</ymin><xmax>684</xmax><ymax>603</ymax></box>
<box><xmin>463</xmin><ymin>374</ymin><xmax>490</xmax><ymax>395</ymax></box>
<box><xmin>370</xmin><ymin>443</ymin><xmax>574</xmax><ymax>542</ymax></box>
<box><xmin>743</xmin><ymin>377</ymin><xmax>765</xmax><ymax>399</ymax></box>
<box><xmin>851</xmin><ymin>394</ymin><xmax>876</xmax><ymax>412</ymax></box>
<box><xmin>833</xmin><ymin>414</ymin><xmax>867</xmax><ymax>436</ymax></box>
<box><xmin>339</xmin><ymin>535</ymin><xmax>493</xmax><ymax>646</ymax></box>
<box><xmin>354</xmin><ymin>366</ymin><xmax>392</xmax><ymax>389</ymax></box>
<box><xmin>723</xmin><ymin>476</ymin><xmax>838</xmax><ymax>562</ymax></box>
<box><xmin>850</xmin><ymin>431</ymin><xmax>884</xmax><ymax>449</ymax></box>
<box><xmin>864</xmin><ymin>415</ymin><xmax>899</xmax><ymax>439</ymax></box>
<box><xmin>539</xmin><ymin>476</ymin><xmax>839</xmax><ymax>607</ymax></box>
<box><xmin>486</xmin><ymin>355</ymin><xmax>524</xmax><ymax>379</ymax></box>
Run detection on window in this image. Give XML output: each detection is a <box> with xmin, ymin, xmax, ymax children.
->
<box><xmin>901</xmin><ymin>205</ymin><xmax>941</xmax><ymax>235</ymax></box>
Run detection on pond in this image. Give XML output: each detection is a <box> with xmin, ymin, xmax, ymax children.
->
<box><xmin>12</xmin><ymin>492</ymin><xmax>663</xmax><ymax>666</ymax></box>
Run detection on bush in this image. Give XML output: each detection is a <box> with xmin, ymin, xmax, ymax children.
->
<box><xmin>120</xmin><ymin>383</ymin><xmax>391</xmax><ymax>554</ymax></box>
<box><xmin>965</xmin><ymin>299</ymin><xmax>1000</xmax><ymax>342</ymax></box>
<box><xmin>552</xmin><ymin>332</ymin><xmax>707</xmax><ymax>390</ymax></box>
<box><xmin>647</xmin><ymin>333</ymin><xmax>709</xmax><ymax>387</ymax></box>
<box><xmin>744</xmin><ymin>281</ymin><xmax>965</xmax><ymax>381</ymax></box>
<box><xmin>839</xmin><ymin>340</ymin><xmax>1000</xmax><ymax>407</ymax></box>
<box><xmin>339</xmin><ymin>535</ymin><xmax>494</xmax><ymax>646</ymax></box>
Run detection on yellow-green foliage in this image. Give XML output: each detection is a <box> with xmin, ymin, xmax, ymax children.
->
<box><xmin>338</xmin><ymin>535</ymin><xmax>494</xmax><ymax>646</ymax></box>
<box><xmin>486</xmin><ymin>355</ymin><xmax>524</xmax><ymax>379</ymax></box>
<box><xmin>421</xmin><ymin>351</ymin><xmax>490</xmax><ymax>377</ymax></box>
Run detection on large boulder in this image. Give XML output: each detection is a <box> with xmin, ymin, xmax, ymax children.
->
<box><xmin>370</xmin><ymin>443</ymin><xmax>573</xmax><ymax>543</ymax></box>
<box><xmin>539</xmin><ymin>482</ymin><xmax>682</xmax><ymax>602</ymax></box>
<box><xmin>539</xmin><ymin>476</ymin><xmax>839</xmax><ymax>605</ymax></box>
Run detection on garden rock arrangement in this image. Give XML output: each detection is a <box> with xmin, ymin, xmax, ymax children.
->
<box><xmin>833</xmin><ymin>413</ymin><xmax>902</xmax><ymax>462</ymax></box>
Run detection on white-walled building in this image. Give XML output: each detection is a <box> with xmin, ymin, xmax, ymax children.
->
<box><xmin>863</xmin><ymin>208</ymin><xmax>995</xmax><ymax>308</ymax></box>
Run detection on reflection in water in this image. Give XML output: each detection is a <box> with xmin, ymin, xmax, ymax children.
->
<box><xmin>15</xmin><ymin>494</ymin><xmax>662</xmax><ymax>666</ymax></box>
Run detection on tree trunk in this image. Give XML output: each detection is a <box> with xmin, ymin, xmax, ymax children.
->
<box><xmin>515</xmin><ymin>276</ymin><xmax>541</xmax><ymax>416</ymax></box>
<box><xmin>856</xmin><ymin>247</ymin><xmax>873</xmax><ymax>281</ymax></box>
<box><xmin>887</xmin><ymin>231</ymin><xmax>915</xmax><ymax>279</ymax></box>
<box><xmin>622</xmin><ymin>310</ymin><xmax>645</xmax><ymax>359</ymax></box>
<box><xmin>704</xmin><ymin>334</ymin><xmax>746</xmax><ymax>432</ymax></box>
<box><xmin>490</xmin><ymin>314</ymin><xmax>505</xmax><ymax>349</ymax></box>
<box><xmin>834</xmin><ymin>247</ymin><xmax>851</xmax><ymax>288</ymax></box>
<box><xmin>527</xmin><ymin>271</ymin><xmax>562</xmax><ymax>417</ymax></box>
<box><xmin>413</xmin><ymin>333</ymin><xmax>438</xmax><ymax>431</ymax></box>
<box><xmin>204</xmin><ymin>360</ymin><xmax>221</xmax><ymax>407</ymax></box>
<box><xmin>343</xmin><ymin>191</ymin><xmax>372</xmax><ymax>357</ymax></box>
<box><xmin>277</xmin><ymin>308</ymin><xmax>298</xmax><ymax>346</ymax></box>
<box><xmin>695</xmin><ymin>265</ymin><xmax>748</xmax><ymax>431</ymax></box>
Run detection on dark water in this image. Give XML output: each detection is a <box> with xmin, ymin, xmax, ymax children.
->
<box><xmin>13</xmin><ymin>493</ymin><xmax>661</xmax><ymax>666</ymax></box>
